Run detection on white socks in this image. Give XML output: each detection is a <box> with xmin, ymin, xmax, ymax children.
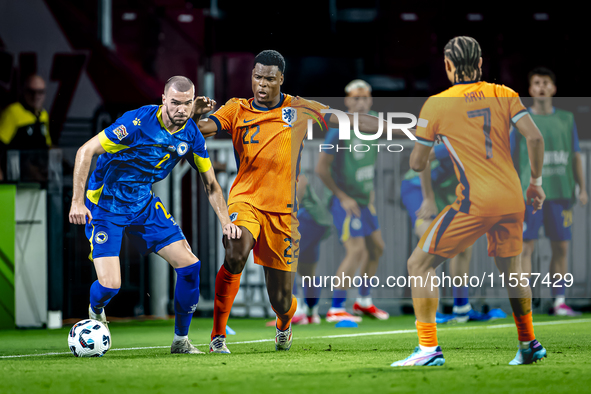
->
<box><xmin>356</xmin><ymin>296</ymin><xmax>373</xmax><ymax>308</ymax></box>
<box><xmin>419</xmin><ymin>345</ymin><xmax>438</xmax><ymax>353</ymax></box>
<box><xmin>310</xmin><ymin>305</ymin><xmax>319</xmax><ymax>316</ymax></box>
<box><xmin>452</xmin><ymin>303</ymin><xmax>472</xmax><ymax>315</ymax></box>
<box><xmin>519</xmin><ymin>341</ymin><xmax>532</xmax><ymax>350</ymax></box>
<box><xmin>554</xmin><ymin>296</ymin><xmax>565</xmax><ymax>308</ymax></box>
<box><xmin>173</xmin><ymin>334</ymin><xmax>188</xmax><ymax>343</ymax></box>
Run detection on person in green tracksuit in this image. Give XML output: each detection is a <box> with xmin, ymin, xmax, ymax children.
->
<box><xmin>511</xmin><ymin>67</ymin><xmax>588</xmax><ymax>316</ymax></box>
<box><xmin>290</xmin><ymin>173</ymin><xmax>333</xmax><ymax>325</ymax></box>
<box><xmin>315</xmin><ymin>79</ymin><xmax>389</xmax><ymax>322</ymax></box>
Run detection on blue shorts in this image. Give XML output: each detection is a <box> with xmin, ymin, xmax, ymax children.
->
<box><xmin>401</xmin><ymin>180</ymin><xmax>423</xmax><ymax>228</ymax></box>
<box><xmin>85</xmin><ymin>196</ymin><xmax>186</xmax><ymax>260</ymax></box>
<box><xmin>297</xmin><ymin>208</ymin><xmax>330</xmax><ymax>264</ymax></box>
<box><xmin>330</xmin><ymin>196</ymin><xmax>379</xmax><ymax>242</ymax></box>
<box><xmin>523</xmin><ymin>199</ymin><xmax>573</xmax><ymax>241</ymax></box>
<box><xmin>401</xmin><ymin>179</ymin><xmax>439</xmax><ymax>228</ymax></box>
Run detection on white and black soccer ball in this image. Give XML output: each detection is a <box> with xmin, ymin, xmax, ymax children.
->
<box><xmin>68</xmin><ymin>319</ymin><xmax>111</xmax><ymax>357</ymax></box>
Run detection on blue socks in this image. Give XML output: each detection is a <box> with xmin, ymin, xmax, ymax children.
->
<box><xmin>174</xmin><ymin>261</ymin><xmax>201</xmax><ymax>337</ymax></box>
<box><xmin>90</xmin><ymin>280</ymin><xmax>120</xmax><ymax>314</ymax></box>
<box><xmin>359</xmin><ymin>282</ymin><xmax>370</xmax><ymax>297</ymax></box>
<box><xmin>303</xmin><ymin>280</ymin><xmax>321</xmax><ymax>309</ymax></box>
<box><xmin>332</xmin><ymin>289</ymin><xmax>347</xmax><ymax>309</ymax></box>
<box><xmin>551</xmin><ymin>279</ymin><xmax>566</xmax><ymax>297</ymax></box>
<box><xmin>453</xmin><ymin>286</ymin><xmax>469</xmax><ymax>308</ymax></box>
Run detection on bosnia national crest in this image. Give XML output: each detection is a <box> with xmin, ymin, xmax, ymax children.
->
<box><xmin>282</xmin><ymin>107</ymin><xmax>297</xmax><ymax>126</ymax></box>
<box><xmin>177</xmin><ymin>142</ymin><xmax>188</xmax><ymax>156</ymax></box>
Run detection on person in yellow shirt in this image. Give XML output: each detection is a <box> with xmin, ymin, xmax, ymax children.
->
<box><xmin>0</xmin><ymin>74</ymin><xmax>51</xmax><ymax>181</ymax></box>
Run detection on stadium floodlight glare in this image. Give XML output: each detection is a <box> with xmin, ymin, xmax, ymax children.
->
<box><xmin>400</xmin><ymin>13</ymin><xmax>418</xmax><ymax>21</ymax></box>
<box><xmin>121</xmin><ymin>12</ymin><xmax>137</xmax><ymax>21</ymax></box>
<box><xmin>178</xmin><ymin>14</ymin><xmax>194</xmax><ymax>23</ymax></box>
<box><xmin>533</xmin><ymin>13</ymin><xmax>549</xmax><ymax>20</ymax></box>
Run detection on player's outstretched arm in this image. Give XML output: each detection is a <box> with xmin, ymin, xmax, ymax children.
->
<box><xmin>197</xmin><ymin>118</ymin><xmax>219</xmax><ymax>139</ymax></box>
<box><xmin>315</xmin><ymin>152</ymin><xmax>361</xmax><ymax>217</ymax></box>
<box><xmin>199</xmin><ymin>166</ymin><xmax>241</xmax><ymax>239</ymax></box>
<box><xmin>69</xmin><ymin>135</ymin><xmax>106</xmax><ymax>225</ymax></box>
<box><xmin>193</xmin><ymin>96</ymin><xmax>219</xmax><ymax>139</ymax></box>
<box><xmin>515</xmin><ymin>114</ymin><xmax>545</xmax><ymax>212</ymax></box>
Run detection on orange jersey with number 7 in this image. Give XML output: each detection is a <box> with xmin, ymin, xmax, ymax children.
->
<box><xmin>415</xmin><ymin>81</ymin><xmax>528</xmax><ymax>217</ymax></box>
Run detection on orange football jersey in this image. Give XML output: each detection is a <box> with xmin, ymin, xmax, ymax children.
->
<box><xmin>416</xmin><ymin>81</ymin><xmax>528</xmax><ymax>217</ymax></box>
<box><xmin>210</xmin><ymin>94</ymin><xmax>330</xmax><ymax>213</ymax></box>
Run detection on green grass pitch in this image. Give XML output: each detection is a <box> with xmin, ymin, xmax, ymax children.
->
<box><xmin>1</xmin><ymin>314</ymin><xmax>590</xmax><ymax>393</ymax></box>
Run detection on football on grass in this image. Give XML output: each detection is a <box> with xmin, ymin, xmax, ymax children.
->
<box><xmin>68</xmin><ymin>319</ymin><xmax>111</xmax><ymax>357</ymax></box>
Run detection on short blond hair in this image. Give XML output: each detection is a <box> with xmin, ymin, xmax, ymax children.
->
<box><xmin>344</xmin><ymin>79</ymin><xmax>372</xmax><ymax>94</ymax></box>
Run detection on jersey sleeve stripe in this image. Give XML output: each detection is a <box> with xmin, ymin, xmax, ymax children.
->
<box><xmin>208</xmin><ymin>115</ymin><xmax>222</xmax><ymax>132</ymax></box>
<box><xmin>193</xmin><ymin>154</ymin><xmax>212</xmax><ymax>173</ymax></box>
<box><xmin>99</xmin><ymin>131</ymin><xmax>129</xmax><ymax>153</ymax></box>
<box><xmin>416</xmin><ymin>136</ymin><xmax>435</xmax><ymax>147</ymax></box>
<box><xmin>511</xmin><ymin>109</ymin><xmax>528</xmax><ymax>124</ymax></box>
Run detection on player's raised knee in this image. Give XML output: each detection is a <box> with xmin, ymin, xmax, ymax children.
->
<box><xmin>98</xmin><ymin>276</ymin><xmax>121</xmax><ymax>289</ymax></box>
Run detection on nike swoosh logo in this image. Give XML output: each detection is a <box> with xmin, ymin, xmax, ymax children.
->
<box><xmin>243</xmin><ymin>119</ymin><xmax>256</xmax><ymax>123</ymax></box>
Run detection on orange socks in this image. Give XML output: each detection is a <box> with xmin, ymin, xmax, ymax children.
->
<box><xmin>211</xmin><ymin>265</ymin><xmax>241</xmax><ymax>340</ymax></box>
<box><xmin>513</xmin><ymin>312</ymin><xmax>535</xmax><ymax>342</ymax></box>
<box><xmin>416</xmin><ymin>321</ymin><xmax>438</xmax><ymax>348</ymax></box>
<box><xmin>273</xmin><ymin>297</ymin><xmax>297</xmax><ymax>331</ymax></box>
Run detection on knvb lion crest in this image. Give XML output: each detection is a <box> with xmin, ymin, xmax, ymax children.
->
<box><xmin>282</xmin><ymin>107</ymin><xmax>297</xmax><ymax>126</ymax></box>
<box><xmin>113</xmin><ymin>125</ymin><xmax>128</xmax><ymax>141</ymax></box>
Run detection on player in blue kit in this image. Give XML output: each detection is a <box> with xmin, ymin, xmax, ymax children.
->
<box><xmin>68</xmin><ymin>76</ymin><xmax>241</xmax><ymax>354</ymax></box>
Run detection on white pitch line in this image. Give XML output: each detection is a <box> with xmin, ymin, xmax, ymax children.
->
<box><xmin>1</xmin><ymin>318</ymin><xmax>589</xmax><ymax>359</ymax></box>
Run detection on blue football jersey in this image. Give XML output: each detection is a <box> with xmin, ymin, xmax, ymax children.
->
<box><xmin>86</xmin><ymin>105</ymin><xmax>211</xmax><ymax>215</ymax></box>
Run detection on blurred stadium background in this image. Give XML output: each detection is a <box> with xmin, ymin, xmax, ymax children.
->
<box><xmin>0</xmin><ymin>0</ymin><xmax>589</xmax><ymax>329</ymax></box>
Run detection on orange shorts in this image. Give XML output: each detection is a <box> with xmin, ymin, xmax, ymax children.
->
<box><xmin>228</xmin><ymin>202</ymin><xmax>299</xmax><ymax>272</ymax></box>
<box><xmin>418</xmin><ymin>205</ymin><xmax>524</xmax><ymax>259</ymax></box>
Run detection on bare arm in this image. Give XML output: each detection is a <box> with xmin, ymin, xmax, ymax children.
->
<box><xmin>515</xmin><ymin>114</ymin><xmax>545</xmax><ymax>212</ymax></box>
<box><xmin>199</xmin><ymin>166</ymin><xmax>241</xmax><ymax>239</ymax></box>
<box><xmin>197</xmin><ymin>118</ymin><xmax>220</xmax><ymax>139</ymax></box>
<box><xmin>192</xmin><ymin>96</ymin><xmax>218</xmax><ymax>138</ymax></box>
<box><xmin>416</xmin><ymin>158</ymin><xmax>438</xmax><ymax>220</ymax></box>
<box><xmin>69</xmin><ymin>135</ymin><xmax>106</xmax><ymax>225</ymax></box>
<box><xmin>573</xmin><ymin>152</ymin><xmax>588</xmax><ymax>205</ymax></box>
<box><xmin>409</xmin><ymin>142</ymin><xmax>432</xmax><ymax>172</ymax></box>
<box><xmin>315</xmin><ymin>152</ymin><xmax>361</xmax><ymax>217</ymax></box>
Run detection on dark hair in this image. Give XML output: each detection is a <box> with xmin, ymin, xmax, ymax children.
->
<box><xmin>253</xmin><ymin>50</ymin><xmax>285</xmax><ymax>74</ymax></box>
<box><xmin>528</xmin><ymin>67</ymin><xmax>556</xmax><ymax>85</ymax></box>
<box><xmin>164</xmin><ymin>76</ymin><xmax>194</xmax><ymax>95</ymax></box>
<box><xmin>444</xmin><ymin>36</ymin><xmax>482</xmax><ymax>82</ymax></box>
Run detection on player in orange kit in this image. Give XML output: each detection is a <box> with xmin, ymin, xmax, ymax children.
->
<box><xmin>196</xmin><ymin>50</ymin><xmax>412</xmax><ymax>353</ymax></box>
<box><xmin>391</xmin><ymin>37</ymin><xmax>547</xmax><ymax>367</ymax></box>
